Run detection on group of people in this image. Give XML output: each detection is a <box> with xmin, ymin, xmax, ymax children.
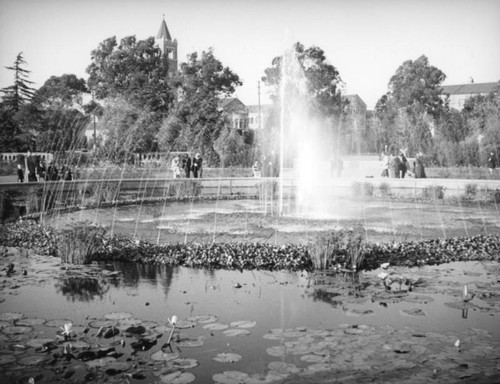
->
<box><xmin>17</xmin><ymin>151</ymin><xmax>73</xmax><ymax>183</ymax></box>
<box><xmin>381</xmin><ymin>150</ymin><xmax>426</xmax><ymax>179</ymax></box>
<box><xmin>251</xmin><ymin>151</ymin><xmax>280</xmax><ymax>178</ymax></box>
<box><xmin>171</xmin><ymin>153</ymin><xmax>203</xmax><ymax>178</ymax></box>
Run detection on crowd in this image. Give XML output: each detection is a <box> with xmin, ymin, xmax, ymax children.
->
<box><xmin>17</xmin><ymin>151</ymin><xmax>73</xmax><ymax>183</ymax></box>
<box><xmin>380</xmin><ymin>150</ymin><xmax>426</xmax><ymax>179</ymax></box>
<box><xmin>170</xmin><ymin>153</ymin><xmax>203</xmax><ymax>178</ymax></box>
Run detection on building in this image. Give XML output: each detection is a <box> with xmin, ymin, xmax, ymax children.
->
<box><xmin>441</xmin><ymin>82</ymin><xmax>499</xmax><ymax>110</ymax></box>
<box><xmin>247</xmin><ymin>104</ymin><xmax>273</xmax><ymax>131</ymax></box>
<box><xmin>218</xmin><ymin>98</ymin><xmax>249</xmax><ymax>129</ymax></box>
<box><xmin>155</xmin><ymin>16</ymin><xmax>178</xmax><ymax>75</ymax></box>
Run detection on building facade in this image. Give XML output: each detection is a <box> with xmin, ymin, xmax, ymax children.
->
<box><xmin>441</xmin><ymin>82</ymin><xmax>499</xmax><ymax>110</ymax></box>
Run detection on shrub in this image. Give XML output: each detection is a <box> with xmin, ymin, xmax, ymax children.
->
<box><xmin>464</xmin><ymin>183</ymin><xmax>477</xmax><ymax>198</ymax></box>
<box><xmin>351</xmin><ymin>182</ymin><xmax>374</xmax><ymax>197</ymax></box>
<box><xmin>57</xmin><ymin>225</ymin><xmax>107</xmax><ymax>264</ymax></box>
<box><xmin>377</xmin><ymin>182</ymin><xmax>391</xmax><ymax>197</ymax></box>
<box><xmin>167</xmin><ymin>180</ymin><xmax>203</xmax><ymax>198</ymax></box>
<box><xmin>422</xmin><ymin>185</ymin><xmax>445</xmax><ymax>200</ymax></box>
<box><xmin>0</xmin><ymin>191</ymin><xmax>16</xmax><ymax>223</ymax></box>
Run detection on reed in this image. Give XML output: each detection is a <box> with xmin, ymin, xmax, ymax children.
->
<box><xmin>57</xmin><ymin>225</ymin><xmax>107</xmax><ymax>264</ymax></box>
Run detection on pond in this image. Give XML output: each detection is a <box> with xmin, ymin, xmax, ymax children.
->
<box><xmin>1</xmin><ymin>246</ymin><xmax>500</xmax><ymax>383</ymax></box>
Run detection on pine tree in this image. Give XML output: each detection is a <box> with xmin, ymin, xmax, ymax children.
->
<box><xmin>1</xmin><ymin>52</ymin><xmax>36</xmax><ymax>112</ymax></box>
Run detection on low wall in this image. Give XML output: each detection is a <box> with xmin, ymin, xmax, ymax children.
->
<box><xmin>1</xmin><ymin>176</ymin><xmax>499</xmax><ymax>220</ymax></box>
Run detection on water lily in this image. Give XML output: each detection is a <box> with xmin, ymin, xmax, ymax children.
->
<box><xmin>377</xmin><ymin>272</ymin><xmax>388</xmax><ymax>280</ymax></box>
<box><xmin>60</xmin><ymin>322</ymin><xmax>73</xmax><ymax>337</ymax></box>
<box><xmin>380</xmin><ymin>262</ymin><xmax>390</xmax><ymax>270</ymax></box>
<box><xmin>168</xmin><ymin>315</ymin><xmax>178</xmax><ymax>326</ymax></box>
<box><xmin>454</xmin><ymin>339</ymin><xmax>460</xmax><ymax>349</ymax></box>
<box><xmin>463</xmin><ymin>284</ymin><xmax>475</xmax><ymax>302</ymax></box>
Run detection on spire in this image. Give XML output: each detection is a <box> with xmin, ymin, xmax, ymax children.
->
<box><xmin>156</xmin><ymin>15</ymin><xmax>172</xmax><ymax>41</ymax></box>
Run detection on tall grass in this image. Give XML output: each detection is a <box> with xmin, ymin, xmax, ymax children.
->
<box><xmin>57</xmin><ymin>225</ymin><xmax>107</xmax><ymax>264</ymax></box>
<box><xmin>309</xmin><ymin>229</ymin><xmax>366</xmax><ymax>270</ymax></box>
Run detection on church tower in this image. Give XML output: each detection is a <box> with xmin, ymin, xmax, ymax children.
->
<box><xmin>155</xmin><ymin>16</ymin><xmax>178</xmax><ymax>75</ymax></box>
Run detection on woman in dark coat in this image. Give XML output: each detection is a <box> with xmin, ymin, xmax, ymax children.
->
<box><xmin>414</xmin><ymin>154</ymin><xmax>426</xmax><ymax>179</ymax></box>
<box><xmin>192</xmin><ymin>153</ymin><xmax>203</xmax><ymax>178</ymax></box>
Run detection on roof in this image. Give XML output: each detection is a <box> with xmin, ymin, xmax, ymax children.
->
<box><xmin>218</xmin><ymin>97</ymin><xmax>246</xmax><ymax>112</ymax></box>
<box><xmin>156</xmin><ymin>18</ymin><xmax>172</xmax><ymax>41</ymax></box>
<box><xmin>247</xmin><ymin>104</ymin><xmax>273</xmax><ymax>113</ymax></box>
<box><xmin>344</xmin><ymin>94</ymin><xmax>367</xmax><ymax>109</ymax></box>
<box><xmin>441</xmin><ymin>82</ymin><xmax>499</xmax><ymax>95</ymax></box>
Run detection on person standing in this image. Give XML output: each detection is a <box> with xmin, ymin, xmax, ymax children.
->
<box><xmin>171</xmin><ymin>156</ymin><xmax>181</xmax><ymax>178</ymax></box>
<box><xmin>192</xmin><ymin>153</ymin><xmax>203</xmax><ymax>178</ymax></box>
<box><xmin>17</xmin><ymin>164</ymin><xmax>24</xmax><ymax>183</ymax></box>
<box><xmin>414</xmin><ymin>153</ymin><xmax>426</xmax><ymax>179</ymax></box>
<box><xmin>399</xmin><ymin>153</ymin><xmax>408</xmax><ymax>178</ymax></box>
<box><xmin>381</xmin><ymin>151</ymin><xmax>389</xmax><ymax>177</ymax></box>
<box><xmin>252</xmin><ymin>160</ymin><xmax>262</xmax><ymax>177</ymax></box>
<box><xmin>487</xmin><ymin>151</ymin><xmax>497</xmax><ymax>176</ymax></box>
<box><xmin>184</xmin><ymin>153</ymin><xmax>192</xmax><ymax>178</ymax></box>
<box><xmin>26</xmin><ymin>151</ymin><xmax>38</xmax><ymax>182</ymax></box>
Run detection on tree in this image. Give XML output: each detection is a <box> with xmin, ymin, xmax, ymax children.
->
<box><xmin>31</xmin><ymin>74</ymin><xmax>89</xmax><ymax>152</ymax></box>
<box><xmin>0</xmin><ymin>53</ymin><xmax>38</xmax><ymax>151</ymax></box>
<box><xmin>1</xmin><ymin>52</ymin><xmax>36</xmax><ymax>112</ymax></box>
<box><xmin>86</xmin><ymin>36</ymin><xmax>173</xmax><ymax>113</ymax></box>
<box><xmin>375</xmin><ymin>55</ymin><xmax>448</xmax><ymax>154</ymax></box>
<box><xmin>158</xmin><ymin>49</ymin><xmax>241</xmax><ymax>165</ymax></box>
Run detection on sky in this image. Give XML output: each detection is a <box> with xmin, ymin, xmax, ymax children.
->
<box><xmin>1</xmin><ymin>0</ymin><xmax>499</xmax><ymax>110</ymax></box>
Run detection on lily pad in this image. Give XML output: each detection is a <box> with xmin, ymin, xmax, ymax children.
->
<box><xmin>230</xmin><ymin>320</ymin><xmax>256</xmax><ymax>328</ymax></box>
<box><xmin>15</xmin><ymin>318</ymin><xmax>46</xmax><ymax>326</ymax></box>
<box><xmin>213</xmin><ymin>353</ymin><xmax>242</xmax><ymax>363</ymax></box>
<box><xmin>212</xmin><ymin>371</ymin><xmax>251</xmax><ymax>384</ymax></box>
<box><xmin>175</xmin><ymin>320</ymin><xmax>197</xmax><ymax>329</ymax></box>
<box><xmin>26</xmin><ymin>338</ymin><xmax>56</xmax><ymax>348</ymax></box>
<box><xmin>103</xmin><ymin>361</ymin><xmax>131</xmax><ymax>375</ymax></box>
<box><xmin>45</xmin><ymin>319</ymin><xmax>72</xmax><ymax>327</ymax></box>
<box><xmin>268</xmin><ymin>361</ymin><xmax>300</xmax><ymax>375</ymax></box>
<box><xmin>104</xmin><ymin>312</ymin><xmax>133</xmax><ymax>320</ymax></box>
<box><xmin>176</xmin><ymin>336</ymin><xmax>204</xmax><ymax>348</ymax></box>
<box><xmin>400</xmin><ymin>308</ymin><xmax>426</xmax><ymax>317</ymax></box>
<box><xmin>18</xmin><ymin>355</ymin><xmax>49</xmax><ymax>366</ymax></box>
<box><xmin>159</xmin><ymin>371</ymin><xmax>196</xmax><ymax>383</ymax></box>
<box><xmin>88</xmin><ymin>319</ymin><xmax>116</xmax><ymax>328</ymax></box>
<box><xmin>203</xmin><ymin>322</ymin><xmax>229</xmax><ymax>331</ymax></box>
<box><xmin>187</xmin><ymin>315</ymin><xmax>218</xmax><ymax>324</ymax></box>
<box><xmin>266</xmin><ymin>346</ymin><xmax>286</xmax><ymax>357</ymax></box>
<box><xmin>164</xmin><ymin>358</ymin><xmax>199</xmax><ymax>370</ymax></box>
<box><xmin>151</xmin><ymin>350</ymin><xmax>180</xmax><ymax>362</ymax></box>
<box><xmin>223</xmin><ymin>329</ymin><xmax>251</xmax><ymax>337</ymax></box>
<box><xmin>0</xmin><ymin>312</ymin><xmax>25</xmax><ymax>321</ymax></box>
<box><xmin>86</xmin><ymin>356</ymin><xmax>116</xmax><ymax>368</ymax></box>
<box><xmin>1</xmin><ymin>325</ymin><xmax>33</xmax><ymax>335</ymax></box>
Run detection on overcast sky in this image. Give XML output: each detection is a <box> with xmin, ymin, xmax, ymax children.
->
<box><xmin>1</xmin><ymin>0</ymin><xmax>499</xmax><ymax>109</ymax></box>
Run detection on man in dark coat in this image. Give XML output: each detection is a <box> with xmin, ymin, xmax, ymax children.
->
<box><xmin>487</xmin><ymin>151</ymin><xmax>497</xmax><ymax>176</ymax></box>
<box><xmin>184</xmin><ymin>154</ymin><xmax>192</xmax><ymax>178</ymax></box>
<box><xmin>192</xmin><ymin>153</ymin><xmax>203</xmax><ymax>178</ymax></box>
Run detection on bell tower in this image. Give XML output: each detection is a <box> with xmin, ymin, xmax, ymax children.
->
<box><xmin>155</xmin><ymin>15</ymin><xmax>178</xmax><ymax>75</ymax></box>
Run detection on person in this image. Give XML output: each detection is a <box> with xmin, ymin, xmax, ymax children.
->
<box><xmin>26</xmin><ymin>151</ymin><xmax>38</xmax><ymax>182</ymax></box>
<box><xmin>399</xmin><ymin>153</ymin><xmax>408</xmax><ymax>178</ymax></box>
<box><xmin>192</xmin><ymin>153</ymin><xmax>203</xmax><ymax>178</ymax></box>
<box><xmin>17</xmin><ymin>164</ymin><xmax>24</xmax><ymax>183</ymax></box>
<box><xmin>389</xmin><ymin>152</ymin><xmax>401</xmax><ymax>178</ymax></box>
<box><xmin>252</xmin><ymin>160</ymin><xmax>262</xmax><ymax>177</ymax></box>
<box><xmin>171</xmin><ymin>156</ymin><xmax>181</xmax><ymax>178</ymax></box>
<box><xmin>414</xmin><ymin>153</ymin><xmax>426</xmax><ymax>179</ymax></box>
<box><xmin>380</xmin><ymin>151</ymin><xmax>389</xmax><ymax>177</ymax></box>
<box><xmin>47</xmin><ymin>162</ymin><xmax>59</xmax><ymax>181</ymax></box>
<box><xmin>487</xmin><ymin>151</ymin><xmax>497</xmax><ymax>176</ymax></box>
<box><xmin>183</xmin><ymin>153</ymin><xmax>192</xmax><ymax>178</ymax></box>
<box><xmin>63</xmin><ymin>167</ymin><xmax>73</xmax><ymax>181</ymax></box>
<box><xmin>330</xmin><ymin>155</ymin><xmax>343</xmax><ymax>178</ymax></box>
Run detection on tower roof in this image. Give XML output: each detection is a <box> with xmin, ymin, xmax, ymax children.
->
<box><xmin>156</xmin><ymin>17</ymin><xmax>172</xmax><ymax>41</ymax></box>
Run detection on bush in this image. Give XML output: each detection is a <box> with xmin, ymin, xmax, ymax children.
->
<box><xmin>0</xmin><ymin>161</ymin><xmax>16</xmax><ymax>176</ymax></box>
<box><xmin>167</xmin><ymin>180</ymin><xmax>203</xmax><ymax>198</ymax></box>
<box><xmin>464</xmin><ymin>183</ymin><xmax>477</xmax><ymax>198</ymax></box>
<box><xmin>422</xmin><ymin>185</ymin><xmax>445</xmax><ymax>200</ymax></box>
<box><xmin>377</xmin><ymin>182</ymin><xmax>391</xmax><ymax>197</ymax></box>
<box><xmin>0</xmin><ymin>191</ymin><xmax>16</xmax><ymax>223</ymax></box>
<box><xmin>351</xmin><ymin>182</ymin><xmax>374</xmax><ymax>197</ymax></box>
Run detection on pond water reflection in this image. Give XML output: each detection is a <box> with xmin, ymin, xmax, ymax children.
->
<box><xmin>1</xmin><ymin>250</ymin><xmax>499</xmax><ymax>383</ymax></box>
